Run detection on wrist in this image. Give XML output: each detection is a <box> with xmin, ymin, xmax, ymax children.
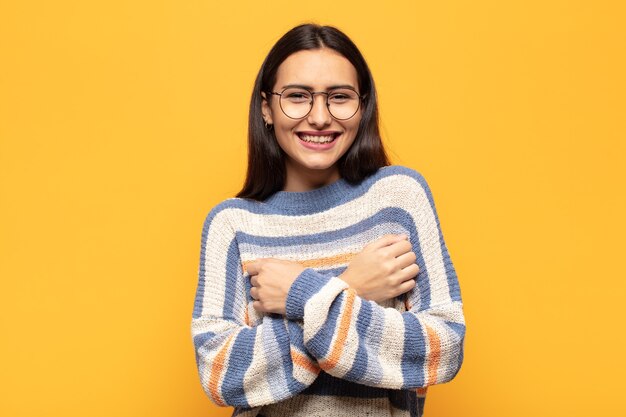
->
<box><xmin>338</xmin><ymin>270</ymin><xmax>358</xmax><ymax>293</ymax></box>
<box><xmin>285</xmin><ymin>268</ymin><xmax>333</xmax><ymax>320</ymax></box>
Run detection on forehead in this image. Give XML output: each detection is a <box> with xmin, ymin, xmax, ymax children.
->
<box><xmin>274</xmin><ymin>48</ymin><xmax>358</xmax><ymax>89</ymax></box>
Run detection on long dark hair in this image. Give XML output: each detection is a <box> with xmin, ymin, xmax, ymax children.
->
<box><xmin>235</xmin><ymin>23</ymin><xmax>391</xmax><ymax>201</ymax></box>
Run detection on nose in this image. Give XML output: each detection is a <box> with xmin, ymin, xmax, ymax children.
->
<box><xmin>306</xmin><ymin>93</ymin><xmax>332</xmax><ymax>126</ymax></box>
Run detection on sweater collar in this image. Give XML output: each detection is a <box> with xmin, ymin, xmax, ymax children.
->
<box><xmin>263</xmin><ymin>176</ymin><xmax>354</xmax><ymax>214</ymax></box>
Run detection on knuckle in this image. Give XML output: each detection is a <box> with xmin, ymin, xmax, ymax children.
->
<box><xmin>382</xmin><ymin>262</ymin><xmax>395</xmax><ymax>275</ymax></box>
<box><xmin>393</xmin><ymin>276</ymin><xmax>405</xmax><ymax>287</ymax></box>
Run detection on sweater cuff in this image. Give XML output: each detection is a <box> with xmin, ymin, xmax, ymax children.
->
<box><xmin>285</xmin><ymin>268</ymin><xmax>333</xmax><ymax>320</ymax></box>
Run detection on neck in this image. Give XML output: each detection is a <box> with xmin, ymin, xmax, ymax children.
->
<box><xmin>283</xmin><ymin>162</ymin><xmax>340</xmax><ymax>192</ymax></box>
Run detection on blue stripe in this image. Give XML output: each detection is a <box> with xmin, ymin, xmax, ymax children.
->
<box><xmin>401</xmin><ymin>166</ymin><xmax>461</xmax><ymax>303</ymax></box>
<box><xmin>193</xmin><ymin>208</ymin><xmax>219</xmax><ymax>318</ymax></box>
<box><xmin>284</xmin><ymin>319</ymin><xmax>316</xmax><ymax>395</ymax></box>
<box><xmin>237</xmin><ymin>207</ymin><xmax>412</xmax><ymax>246</ymax></box>
<box><xmin>222</xmin><ymin>237</ymin><xmax>244</xmax><ymax>321</ymax></box>
<box><xmin>238</xmin><ymin>221</ymin><xmax>409</xmax><ymax>259</ymax></box>
<box><xmin>360</xmin><ymin>302</ymin><xmax>386</xmax><ymax>385</ymax></box>
<box><xmin>219</xmin><ymin>327</ymin><xmax>255</xmax><ymax>407</ymax></box>
<box><xmin>262</xmin><ymin>318</ymin><xmax>290</xmax><ymax>400</ymax></box>
<box><xmin>445</xmin><ymin>321</ymin><xmax>466</xmax><ymax>338</ymax></box>
<box><xmin>268</xmin><ymin>317</ymin><xmax>300</xmax><ymax>398</ymax></box>
<box><xmin>400</xmin><ymin>313</ymin><xmax>427</xmax><ymax>389</ymax></box>
<box><xmin>285</xmin><ymin>268</ymin><xmax>333</xmax><ymax>320</ymax></box>
<box><xmin>192</xmin><ymin>331</ymin><xmax>216</xmax><ymax>367</ymax></box>
<box><xmin>343</xmin><ymin>300</ymin><xmax>372</xmax><ymax>381</ymax></box>
<box><xmin>201</xmin><ymin>165</ymin><xmax>430</xmax><ymax>217</ymax></box>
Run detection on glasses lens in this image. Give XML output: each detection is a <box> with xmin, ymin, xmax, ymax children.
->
<box><xmin>328</xmin><ymin>88</ymin><xmax>360</xmax><ymax>120</ymax></box>
<box><xmin>279</xmin><ymin>88</ymin><xmax>313</xmax><ymax>119</ymax></box>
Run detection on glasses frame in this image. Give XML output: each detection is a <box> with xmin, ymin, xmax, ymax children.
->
<box><xmin>265</xmin><ymin>86</ymin><xmax>367</xmax><ymax>120</ymax></box>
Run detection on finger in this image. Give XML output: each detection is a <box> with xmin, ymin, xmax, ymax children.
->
<box><xmin>395</xmin><ymin>250</ymin><xmax>418</xmax><ymax>270</ymax></box>
<box><xmin>385</xmin><ymin>239</ymin><xmax>413</xmax><ymax>258</ymax></box>
<box><xmin>395</xmin><ymin>277</ymin><xmax>417</xmax><ymax>297</ymax></box>
<box><xmin>250</xmin><ymin>287</ymin><xmax>259</xmax><ymax>300</ymax></box>
<box><xmin>250</xmin><ymin>276</ymin><xmax>259</xmax><ymax>287</ymax></box>
<box><xmin>368</xmin><ymin>234</ymin><xmax>408</xmax><ymax>250</ymax></box>
<box><xmin>246</xmin><ymin>262</ymin><xmax>257</xmax><ymax>276</ymax></box>
<box><xmin>246</xmin><ymin>259</ymin><xmax>265</xmax><ymax>276</ymax></box>
<box><xmin>398</xmin><ymin>263</ymin><xmax>420</xmax><ymax>282</ymax></box>
<box><xmin>252</xmin><ymin>300</ymin><xmax>264</xmax><ymax>312</ymax></box>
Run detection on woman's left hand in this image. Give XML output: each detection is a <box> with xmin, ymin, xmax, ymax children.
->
<box><xmin>246</xmin><ymin>258</ymin><xmax>306</xmax><ymax>315</ymax></box>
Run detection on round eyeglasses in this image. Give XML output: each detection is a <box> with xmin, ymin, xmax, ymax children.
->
<box><xmin>265</xmin><ymin>87</ymin><xmax>366</xmax><ymax>120</ymax></box>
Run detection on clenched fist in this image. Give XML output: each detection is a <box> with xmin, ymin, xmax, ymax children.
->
<box><xmin>339</xmin><ymin>234</ymin><xmax>420</xmax><ymax>303</ymax></box>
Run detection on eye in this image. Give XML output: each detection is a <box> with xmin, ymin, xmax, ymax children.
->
<box><xmin>283</xmin><ymin>88</ymin><xmax>311</xmax><ymax>103</ymax></box>
<box><xmin>287</xmin><ymin>93</ymin><xmax>308</xmax><ymax>100</ymax></box>
<box><xmin>329</xmin><ymin>89</ymin><xmax>358</xmax><ymax>103</ymax></box>
<box><xmin>330</xmin><ymin>94</ymin><xmax>349</xmax><ymax>101</ymax></box>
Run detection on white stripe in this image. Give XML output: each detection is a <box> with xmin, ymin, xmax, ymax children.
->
<box><xmin>239</xmin><ymin>222</ymin><xmax>410</xmax><ymax>260</ymax></box>
<box><xmin>302</xmin><ymin>277</ymin><xmax>349</xmax><ymax>343</ymax></box>
<box><xmin>376</xmin><ymin>307</ymin><xmax>406</xmax><ymax>387</ymax></box>
<box><xmin>420</xmin><ymin>301</ymin><xmax>464</xmax><ymax>382</ymax></box>
<box><xmin>242</xmin><ymin>324</ymin><xmax>275</xmax><ymax>405</ymax></box>
<box><xmin>200</xmin><ymin>209</ymin><xmax>236</xmax><ymax>317</ymax></box>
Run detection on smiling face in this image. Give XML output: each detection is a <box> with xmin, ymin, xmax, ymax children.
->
<box><xmin>261</xmin><ymin>48</ymin><xmax>363</xmax><ymax>190</ymax></box>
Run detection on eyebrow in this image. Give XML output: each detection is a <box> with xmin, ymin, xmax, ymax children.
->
<box><xmin>280</xmin><ymin>83</ymin><xmax>356</xmax><ymax>90</ymax></box>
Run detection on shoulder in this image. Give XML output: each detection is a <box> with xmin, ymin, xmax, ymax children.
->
<box><xmin>200</xmin><ymin>198</ymin><xmax>241</xmax><ymax>230</ymax></box>
<box><xmin>373</xmin><ymin>165</ymin><xmax>439</xmax><ymax>210</ymax></box>
<box><xmin>376</xmin><ymin>164</ymin><xmax>431</xmax><ymax>191</ymax></box>
<box><xmin>200</xmin><ymin>196</ymin><xmax>267</xmax><ymax>229</ymax></box>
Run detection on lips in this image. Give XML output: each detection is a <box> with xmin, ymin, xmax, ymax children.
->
<box><xmin>296</xmin><ymin>131</ymin><xmax>341</xmax><ymax>142</ymax></box>
<box><xmin>295</xmin><ymin>130</ymin><xmax>341</xmax><ymax>150</ymax></box>
<box><xmin>296</xmin><ymin>131</ymin><xmax>341</xmax><ymax>137</ymax></box>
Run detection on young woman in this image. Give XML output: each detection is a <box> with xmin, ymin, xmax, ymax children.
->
<box><xmin>191</xmin><ymin>23</ymin><xmax>465</xmax><ymax>417</ymax></box>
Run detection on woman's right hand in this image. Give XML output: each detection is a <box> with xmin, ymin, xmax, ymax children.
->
<box><xmin>338</xmin><ymin>234</ymin><xmax>420</xmax><ymax>303</ymax></box>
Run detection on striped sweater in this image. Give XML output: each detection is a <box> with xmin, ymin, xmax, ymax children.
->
<box><xmin>191</xmin><ymin>164</ymin><xmax>465</xmax><ymax>417</ymax></box>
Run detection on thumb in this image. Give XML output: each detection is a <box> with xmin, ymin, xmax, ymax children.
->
<box><xmin>246</xmin><ymin>259</ymin><xmax>264</xmax><ymax>276</ymax></box>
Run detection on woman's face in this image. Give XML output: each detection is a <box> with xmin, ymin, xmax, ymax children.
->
<box><xmin>261</xmin><ymin>48</ymin><xmax>363</xmax><ymax>181</ymax></box>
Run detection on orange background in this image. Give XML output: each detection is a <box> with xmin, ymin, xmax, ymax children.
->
<box><xmin>1</xmin><ymin>1</ymin><xmax>625</xmax><ymax>416</ymax></box>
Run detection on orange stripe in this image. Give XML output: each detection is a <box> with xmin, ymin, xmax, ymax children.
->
<box><xmin>207</xmin><ymin>333</ymin><xmax>236</xmax><ymax>407</ymax></box>
<box><xmin>319</xmin><ymin>288</ymin><xmax>357</xmax><ymax>371</ymax></box>
<box><xmin>241</xmin><ymin>252</ymin><xmax>357</xmax><ymax>274</ymax></box>
<box><xmin>291</xmin><ymin>348</ymin><xmax>320</xmax><ymax>374</ymax></box>
<box><xmin>424</xmin><ymin>324</ymin><xmax>441</xmax><ymax>385</ymax></box>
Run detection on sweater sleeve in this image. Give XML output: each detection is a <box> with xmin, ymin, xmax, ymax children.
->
<box><xmin>284</xmin><ymin>172</ymin><xmax>466</xmax><ymax>389</ymax></box>
<box><xmin>190</xmin><ymin>203</ymin><xmax>320</xmax><ymax>408</ymax></box>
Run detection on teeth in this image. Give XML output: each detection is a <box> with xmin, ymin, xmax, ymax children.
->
<box><xmin>299</xmin><ymin>134</ymin><xmax>336</xmax><ymax>143</ymax></box>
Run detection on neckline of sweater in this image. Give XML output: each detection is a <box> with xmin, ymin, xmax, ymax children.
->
<box><xmin>263</xmin><ymin>175</ymin><xmax>354</xmax><ymax>213</ymax></box>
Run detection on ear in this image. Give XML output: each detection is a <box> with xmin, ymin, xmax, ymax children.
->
<box><xmin>260</xmin><ymin>92</ymin><xmax>274</xmax><ymax>125</ymax></box>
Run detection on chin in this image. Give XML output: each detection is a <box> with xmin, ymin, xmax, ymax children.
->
<box><xmin>292</xmin><ymin>158</ymin><xmax>335</xmax><ymax>170</ymax></box>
